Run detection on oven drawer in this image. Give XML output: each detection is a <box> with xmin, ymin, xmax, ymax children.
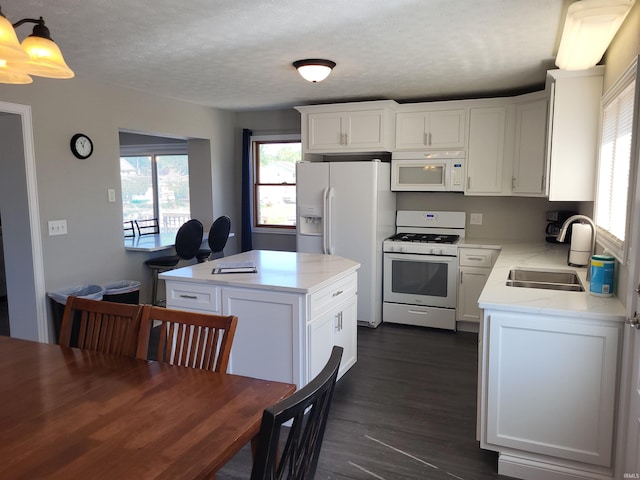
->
<box><xmin>459</xmin><ymin>248</ymin><xmax>497</xmax><ymax>268</ymax></box>
<box><xmin>383</xmin><ymin>302</ymin><xmax>456</xmax><ymax>330</ymax></box>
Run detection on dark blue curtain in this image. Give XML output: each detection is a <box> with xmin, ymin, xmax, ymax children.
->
<box><xmin>241</xmin><ymin>128</ymin><xmax>253</xmax><ymax>252</ymax></box>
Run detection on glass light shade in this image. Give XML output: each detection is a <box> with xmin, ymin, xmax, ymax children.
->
<box><xmin>21</xmin><ymin>35</ymin><xmax>74</xmax><ymax>78</ymax></box>
<box><xmin>293</xmin><ymin>59</ymin><xmax>336</xmax><ymax>83</ymax></box>
<box><xmin>0</xmin><ymin>62</ymin><xmax>32</xmax><ymax>84</ymax></box>
<box><xmin>555</xmin><ymin>0</ymin><xmax>633</xmax><ymax>71</ymax></box>
<box><xmin>0</xmin><ymin>15</ymin><xmax>29</xmax><ymax>63</ymax></box>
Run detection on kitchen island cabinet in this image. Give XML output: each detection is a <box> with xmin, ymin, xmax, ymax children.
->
<box><xmin>159</xmin><ymin>250</ymin><xmax>360</xmax><ymax>389</ymax></box>
<box><xmin>477</xmin><ymin>242</ymin><xmax>626</xmax><ymax>480</ymax></box>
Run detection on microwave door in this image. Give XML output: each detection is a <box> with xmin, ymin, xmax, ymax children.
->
<box><xmin>394</xmin><ymin>160</ymin><xmax>447</xmax><ymax>191</ymax></box>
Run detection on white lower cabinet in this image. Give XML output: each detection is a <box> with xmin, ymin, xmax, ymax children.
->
<box><xmin>308</xmin><ymin>294</ymin><xmax>357</xmax><ymax>380</ymax></box>
<box><xmin>164</xmin><ymin>272</ymin><xmax>358</xmax><ymax>389</ymax></box>
<box><xmin>457</xmin><ymin>247</ymin><xmax>499</xmax><ymax>325</ymax></box>
<box><xmin>480</xmin><ymin>309</ymin><xmax>623</xmax><ymax>479</ymax></box>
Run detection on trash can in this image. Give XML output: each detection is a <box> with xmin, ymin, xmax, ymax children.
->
<box><xmin>47</xmin><ymin>284</ymin><xmax>105</xmax><ymax>343</ymax></box>
<box><xmin>102</xmin><ymin>280</ymin><xmax>141</xmax><ymax>304</ymax></box>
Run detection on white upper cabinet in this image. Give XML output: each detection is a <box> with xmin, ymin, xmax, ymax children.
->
<box><xmin>395</xmin><ymin>109</ymin><xmax>465</xmax><ymax>150</ymax></box>
<box><xmin>466</xmin><ymin>104</ymin><xmax>513</xmax><ymax>196</ymax></box>
<box><xmin>545</xmin><ymin>67</ymin><xmax>604</xmax><ymax>201</ymax></box>
<box><xmin>296</xmin><ymin>100</ymin><xmax>397</xmax><ymax>153</ymax></box>
<box><xmin>512</xmin><ymin>94</ymin><xmax>548</xmax><ymax>196</ymax></box>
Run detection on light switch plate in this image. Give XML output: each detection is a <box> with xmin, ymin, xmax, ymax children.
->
<box><xmin>470</xmin><ymin>213</ymin><xmax>483</xmax><ymax>225</ymax></box>
<box><xmin>48</xmin><ymin>219</ymin><xmax>68</xmax><ymax>236</ymax></box>
<box><xmin>108</xmin><ymin>188</ymin><xmax>116</xmax><ymax>203</ymax></box>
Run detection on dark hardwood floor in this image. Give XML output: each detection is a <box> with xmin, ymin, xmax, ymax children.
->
<box><xmin>218</xmin><ymin>323</ymin><xmax>513</xmax><ymax>480</ymax></box>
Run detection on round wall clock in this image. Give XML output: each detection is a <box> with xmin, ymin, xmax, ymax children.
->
<box><xmin>70</xmin><ymin>133</ymin><xmax>93</xmax><ymax>159</ymax></box>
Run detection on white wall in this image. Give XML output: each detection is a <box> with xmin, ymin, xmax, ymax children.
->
<box><xmin>0</xmin><ymin>78</ymin><xmax>235</xmax><ymax>340</ymax></box>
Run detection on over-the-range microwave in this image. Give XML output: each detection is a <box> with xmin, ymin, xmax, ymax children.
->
<box><xmin>391</xmin><ymin>151</ymin><xmax>465</xmax><ymax>192</ymax></box>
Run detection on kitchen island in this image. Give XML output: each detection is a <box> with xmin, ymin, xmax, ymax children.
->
<box><xmin>475</xmin><ymin>241</ymin><xmax>625</xmax><ymax>480</ymax></box>
<box><xmin>159</xmin><ymin>250</ymin><xmax>360</xmax><ymax>388</ymax></box>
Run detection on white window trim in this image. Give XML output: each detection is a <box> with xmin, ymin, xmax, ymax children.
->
<box><xmin>595</xmin><ymin>57</ymin><xmax>639</xmax><ymax>264</ymax></box>
<box><xmin>250</xmin><ymin>133</ymin><xmax>301</xmax><ymax>234</ymax></box>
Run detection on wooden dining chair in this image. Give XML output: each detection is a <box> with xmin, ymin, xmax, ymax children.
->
<box><xmin>59</xmin><ymin>296</ymin><xmax>144</xmax><ymax>357</ymax></box>
<box><xmin>136</xmin><ymin>306</ymin><xmax>238</xmax><ymax>372</ymax></box>
<box><xmin>250</xmin><ymin>346</ymin><xmax>343</xmax><ymax>480</ymax></box>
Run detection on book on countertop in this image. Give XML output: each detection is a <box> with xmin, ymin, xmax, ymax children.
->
<box><xmin>212</xmin><ymin>260</ymin><xmax>257</xmax><ymax>274</ymax></box>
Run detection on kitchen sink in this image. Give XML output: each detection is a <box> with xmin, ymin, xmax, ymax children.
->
<box><xmin>506</xmin><ymin>268</ymin><xmax>584</xmax><ymax>292</ymax></box>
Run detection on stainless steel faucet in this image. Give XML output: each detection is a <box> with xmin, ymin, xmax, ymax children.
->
<box><xmin>557</xmin><ymin>214</ymin><xmax>596</xmax><ymax>279</ymax></box>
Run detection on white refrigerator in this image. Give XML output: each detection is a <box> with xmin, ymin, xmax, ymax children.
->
<box><xmin>296</xmin><ymin>160</ymin><xmax>396</xmax><ymax>327</ymax></box>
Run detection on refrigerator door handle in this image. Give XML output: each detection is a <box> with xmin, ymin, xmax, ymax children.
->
<box><xmin>326</xmin><ymin>187</ymin><xmax>335</xmax><ymax>254</ymax></box>
<box><xmin>322</xmin><ymin>187</ymin><xmax>329</xmax><ymax>254</ymax></box>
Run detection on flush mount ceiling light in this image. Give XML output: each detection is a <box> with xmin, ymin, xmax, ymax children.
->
<box><xmin>293</xmin><ymin>59</ymin><xmax>336</xmax><ymax>83</ymax></box>
<box><xmin>0</xmin><ymin>4</ymin><xmax>74</xmax><ymax>84</ymax></box>
<box><xmin>555</xmin><ymin>0</ymin><xmax>634</xmax><ymax>71</ymax></box>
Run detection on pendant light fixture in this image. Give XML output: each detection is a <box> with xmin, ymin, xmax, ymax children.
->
<box><xmin>293</xmin><ymin>59</ymin><xmax>336</xmax><ymax>83</ymax></box>
<box><xmin>555</xmin><ymin>0</ymin><xmax>633</xmax><ymax>71</ymax></box>
<box><xmin>0</xmin><ymin>5</ymin><xmax>74</xmax><ymax>84</ymax></box>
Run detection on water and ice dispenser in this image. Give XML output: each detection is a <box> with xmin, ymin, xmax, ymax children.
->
<box><xmin>298</xmin><ymin>205</ymin><xmax>323</xmax><ymax>236</ymax></box>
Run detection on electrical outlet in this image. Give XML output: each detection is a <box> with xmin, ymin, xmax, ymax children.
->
<box><xmin>470</xmin><ymin>213</ymin><xmax>483</xmax><ymax>225</ymax></box>
<box><xmin>48</xmin><ymin>220</ymin><xmax>68</xmax><ymax>236</ymax></box>
<box><xmin>108</xmin><ymin>188</ymin><xmax>116</xmax><ymax>203</ymax></box>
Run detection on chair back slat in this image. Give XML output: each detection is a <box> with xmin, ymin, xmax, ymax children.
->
<box><xmin>59</xmin><ymin>296</ymin><xmax>143</xmax><ymax>358</ymax></box>
<box><xmin>136</xmin><ymin>306</ymin><xmax>237</xmax><ymax>373</ymax></box>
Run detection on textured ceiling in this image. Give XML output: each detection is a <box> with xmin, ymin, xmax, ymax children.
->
<box><xmin>2</xmin><ymin>0</ymin><xmax>572</xmax><ymax>111</ymax></box>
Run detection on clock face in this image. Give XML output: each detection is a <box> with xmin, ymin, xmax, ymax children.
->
<box><xmin>71</xmin><ymin>133</ymin><xmax>93</xmax><ymax>159</ymax></box>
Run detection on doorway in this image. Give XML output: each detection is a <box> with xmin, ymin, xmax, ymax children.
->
<box><xmin>0</xmin><ymin>102</ymin><xmax>47</xmax><ymax>342</ymax></box>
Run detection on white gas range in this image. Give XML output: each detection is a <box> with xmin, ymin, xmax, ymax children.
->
<box><xmin>382</xmin><ymin>211</ymin><xmax>466</xmax><ymax>331</ymax></box>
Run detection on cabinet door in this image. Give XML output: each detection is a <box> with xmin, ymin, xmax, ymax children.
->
<box><xmin>333</xmin><ymin>295</ymin><xmax>357</xmax><ymax>378</ymax></box>
<box><xmin>395</xmin><ymin>112</ymin><xmax>428</xmax><ymax>149</ymax></box>
<box><xmin>308</xmin><ymin>112</ymin><xmax>345</xmax><ymax>150</ymax></box>
<box><xmin>457</xmin><ymin>267</ymin><xmax>489</xmax><ymax>323</ymax></box>
<box><xmin>222</xmin><ymin>287</ymin><xmax>303</xmax><ymax>387</ymax></box>
<box><xmin>395</xmin><ymin>110</ymin><xmax>465</xmax><ymax>150</ymax></box>
<box><xmin>429</xmin><ymin>110</ymin><xmax>465</xmax><ymax>148</ymax></box>
<box><xmin>513</xmin><ymin>98</ymin><xmax>547</xmax><ymax>196</ymax></box>
<box><xmin>546</xmin><ymin>69</ymin><xmax>603</xmax><ymax>201</ymax></box>
<box><xmin>308</xmin><ymin>309</ymin><xmax>335</xmax><ymax>381</ymax></box>
<box><xmin>466</xmin><ymin>106</ymin><xmax>508</xmax><ymax>195</ymax></box>
<box><xmin>308</xmin><ymin>294</ymin><xmax>357</xmax><ymax>381</ymax></box>
<box><xmin>345</xmin><ymin>109</ymin><xmax>385</xmax><ymax>149</ymax></box>
<box><xmin>484</xmin><ymin>311</ymin><xmax>621</xmax><ymax>467</ymax></box>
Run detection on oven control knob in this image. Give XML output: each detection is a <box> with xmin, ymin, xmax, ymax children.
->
<box><xmin>433</xmin><ymin>248</ymin><xmax>442</xmax><ymax>255</ymax></box>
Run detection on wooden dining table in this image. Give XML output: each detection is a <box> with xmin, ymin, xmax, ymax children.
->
<box><xmin>0</xmin><ymin>336</ymin><xmax>295</xmax><ymax>479</ymax></box>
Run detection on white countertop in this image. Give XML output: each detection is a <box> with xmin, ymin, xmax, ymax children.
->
<box><xmin>159</xmin><ymin>250</ymin><xmax>360</xmax><ymax>294</ymax></box>
<box><xmin>476</xmin><ymin>240</ymin><xmax>625</xmax><ymax>321</ymax></box>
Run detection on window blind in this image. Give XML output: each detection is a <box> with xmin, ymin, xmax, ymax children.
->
<box><xmin>595</xmin><ymin>78</ymin><xmax>635</xmax><ymax>257</ymax></box>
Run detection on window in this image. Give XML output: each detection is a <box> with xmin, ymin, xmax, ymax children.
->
<box><xmin>120</xmin><ymin>152</ymin><xmax>190</xmax><ymax>234</ymax></box>
<box><xmin>252</xmin><ymin>136</ymin><xmax>301</xmax><ymax>229</ymax></box>
<box><xmin>595</xmin><ymin>59</ymin><xmax>638</xmax><ymax>261</ymax></box>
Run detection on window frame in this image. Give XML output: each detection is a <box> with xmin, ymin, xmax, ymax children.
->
<box><xmin>594</xmin><ymin>57</ymin><xmax>639</xmax><ymax>263</ymax></box>
<box><xmin>250</xmin><ymin>134</ymin><xmax>301</xmax><ymax>233</ymax></box>
<box><xmin>120</xmin><ymin>142</ymin><xmax>189</xmax><ymax>234</ymax></box>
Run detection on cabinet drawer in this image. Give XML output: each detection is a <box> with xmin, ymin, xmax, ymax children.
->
<box><xmin>459</xmin><ymin>248</ymin><xmax>498</xmax><ymax>268</ymax></box>
<box><xmin>309</xmin><ymin>273</ymin><xmax>357</xmax><ymax>319</ymax></box>
<box><xmin>166</xmin><ymin>281</ymin><xmax>221</xmax><ymax>313</ymax></box>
